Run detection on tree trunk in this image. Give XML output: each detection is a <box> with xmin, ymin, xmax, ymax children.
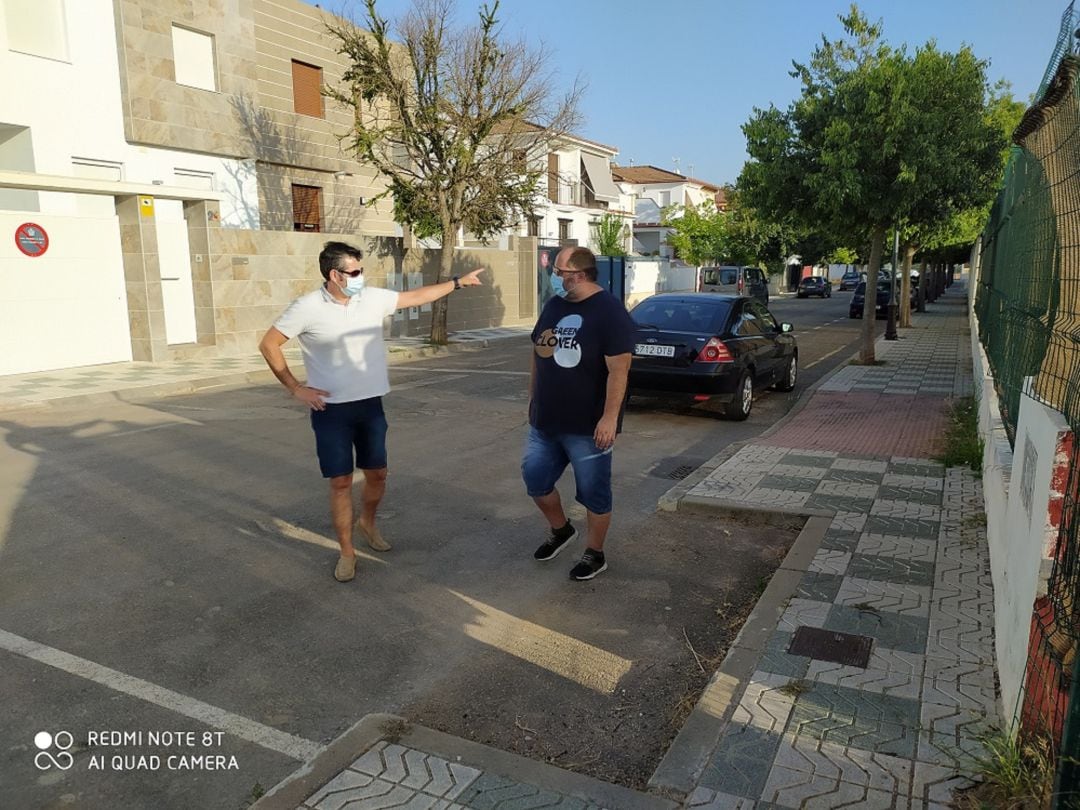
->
<box><xmin>861</xmin><ymin>225</ymin><xmax>885</xmax><ymax>364</ymax></box>
<box><xmin>899</xmin><ymin>244</ymin><xmax>915</xmax><ymax>327</ymax></box>
<box><xmin>428</xmin><ymin>233</ymin><xmax>455</xmax><ymax>345</ymax></box>
<box><xmin>916</xmin><ymin>258</ymin><xmax>928</xmax><ymax>312</ymax></box>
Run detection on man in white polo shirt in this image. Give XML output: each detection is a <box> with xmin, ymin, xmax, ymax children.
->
<box><xmin>259</xmin><ymin>241</ymin><xmax>484</xmax><ymax>582</ymax></box>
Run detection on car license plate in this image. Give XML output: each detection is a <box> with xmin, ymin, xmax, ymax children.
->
<box><xmin>635</xmin><ymin>343</ymin><xmax>675</xmax><ymax>357</ymax></box>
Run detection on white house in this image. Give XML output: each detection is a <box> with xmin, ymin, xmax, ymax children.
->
<box><xmin>516</xmin><ymin>133</ymin><xmax>636</xmax><ymax>255</ymax></box>
<box><xmin>611</xmin><ymin>165</ymin><xmax>726</xmax><ymax>259</ymax></box>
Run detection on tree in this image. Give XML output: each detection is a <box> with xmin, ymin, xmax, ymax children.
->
<box><xmin>661</xmin><ymin>201</ymin><xmax>728</xmax><ymax>266</ymax></box>
<box><xmin>591</xmin><ymin>212</ymin><xmax>627</xmax><ymax>256</ymax></box>
<box><xmin>740</xmin><ymin>5</ymin><xmax>1003</xmax><ymax>362</ymax></box>
<box><xmin>325</xmin><ymin>0</ymin><xmax>582</xmax><ymax>343</ymax></box>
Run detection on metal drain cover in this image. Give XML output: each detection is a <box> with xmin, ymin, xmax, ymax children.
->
<box><xmin>788</xmin><ymin>626</ymin><xmax>873</xmax><ymax>668</ymax></box>
<box><xmin>667</xmin><ymin>464</ymin><xmax>696</xmax><ymax>480</ymax></box>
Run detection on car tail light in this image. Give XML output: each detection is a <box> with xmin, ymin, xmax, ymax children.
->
<box><xmin>696</xmin><ymin>337</ymin><xmax>734</xmax><ymax>364</ymax></box>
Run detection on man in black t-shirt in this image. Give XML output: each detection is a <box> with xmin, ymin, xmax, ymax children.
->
<box><xmin>522</xmin><ymin>246</ymin><xmax>635</xmax><ymax>580</ymax></box>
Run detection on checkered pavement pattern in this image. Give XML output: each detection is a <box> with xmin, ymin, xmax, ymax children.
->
<box><xmin>298</xmin><ymin>741</ymin><xmax>610</xmax><ymax>810</ymax></box>
<box><xmin>684</xmin><ymin>445</ymin><xmax>996</xmax><ymax>809</ymax></box>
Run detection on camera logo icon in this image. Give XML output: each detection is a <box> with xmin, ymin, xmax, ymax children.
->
<box><xmin>34</xmin><ymin>731</ymin><xmax>74</xmax><ymax>770</ymax></box>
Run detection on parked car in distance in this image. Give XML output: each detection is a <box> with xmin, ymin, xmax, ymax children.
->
<box><xmin>839</xmin><ymin>269</ymin><xmax>861</xmax><ymax>291</ymax></box>
<box><xmin>628</xmin><ymin>293</ymin><xmax>797</xmax><ymax>420</ymax></box>
<box><xmin>849</xmin><ymin>280</ymin><xmax>891</xmax><ymax>318</ymax></box>
<box><xmin>699</xmin><ymin>265</ymin><xmax>770</xmax><ymax>306</ymax></box>
<box><xmin>797</xmin><ymin>276</ymin><xmax>832</xmax><ymax>298</ymax></box>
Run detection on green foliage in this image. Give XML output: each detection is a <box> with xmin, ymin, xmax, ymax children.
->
<box><xmin>827</xmin><ymin>246</ymin><xmax>859</xmax><ymax>265</ymax></box>
<box><xmin>956</xmin><ymin>729</ymin><xmax>1056</xmax><ymax>809</ymax></box>
<box><xmin>739</xmin><ymin>3</ymin><xmax>1006</xmax><ymax>360</ymax></box>
<box><xmin>591</xmin><ymin>213</ymin><xmax>627</xmax><ymax>256</ymax></box>
<box><xmin>940</xmin><ymin>396</ymin><xmax>984</xmax><ymax>477</ymax></box>
<box><xmin>661</xmin><ymin>201</ymin><xmax>729</xmax><ymax>266</ymax></box>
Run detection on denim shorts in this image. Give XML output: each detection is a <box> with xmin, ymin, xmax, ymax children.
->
<box><xmin>521</xmin><ymin>426</ymin><xmax>613</xmax><ymax>514</ymax></box>
<box><xmin>309</xmin><ymin>397</ymin><xmax>388</xmax><ymax>478</ymax></box>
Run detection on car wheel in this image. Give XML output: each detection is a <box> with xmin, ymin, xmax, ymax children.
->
<box><xmin>775</xmin><ymin>355</ymin><xmax>797</xmax><ymax>392</ymax></box>
<box><xmin>725</xmin><ymin>371</ymin><xmax>753</xmax><ymax>420</ymax></box>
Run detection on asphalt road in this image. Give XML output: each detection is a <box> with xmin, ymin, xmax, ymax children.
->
<box><xmin>0</xmin><ymin>291</ymin><xmax>875</xmax><ymax>808</ymax></box>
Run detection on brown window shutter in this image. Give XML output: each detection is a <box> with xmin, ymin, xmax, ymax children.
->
<box><xmin>547</xmin><ymin>153</ymin><xmax>559</xmax><ymax>203</ymax></box>
<box><xmin>292</xmin><ymin>184</ymin><xmax>321</xmax><ymax>232</ymax></box>
<box><xmin>292</xmin><ymin>60</ymin><xmax>324</xmax><ymax>118</ymax></box>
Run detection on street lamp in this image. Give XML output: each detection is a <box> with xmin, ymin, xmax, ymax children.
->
<box><xmin>885</xmin><ymin>226</ymin><xmax>899</xmax><ymax>340</ymax></box>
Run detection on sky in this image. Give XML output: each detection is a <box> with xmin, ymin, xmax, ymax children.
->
<box><xmin>308</xmin><ymin>0</ymin><xmax>1071</xmax><ymax>186</ymax></box>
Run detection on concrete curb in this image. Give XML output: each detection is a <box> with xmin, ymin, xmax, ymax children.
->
<box><xmin>0</xmin><ymin>337</ymin><xmax>525</xmax><ymax>415</ymax></box>
<box><xmin>647</xmin><ymin>515</ymin><xmax>831</xmax><ymax>798</ymax></box>
<box><xmin>253</xmin><ymin>713</ymin><xmax>676</xmax><ymax>810</ymax></box>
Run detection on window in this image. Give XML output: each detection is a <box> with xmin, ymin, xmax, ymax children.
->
<box><xmin>292</xmin><ymin>184</ymin><xmax>321</xmax><ymax>232</ymax></box>
<box><xmin>750</xmin><ymin>302</ymin><xmax>778</xmax><ymax>332</ymax></box>
<box><xmin>292</xmin><ymin>60</ymin><xmax>324</xmax><ymax>118</ymax></box>
<box><xmin>172</xmin><ymin>25</ymin><xmax>216</xmax><ymax>91</ymax></box>
<box><xmin>527</xmin><ymin>217</ymin><xmax>540</xmax><ymax>237</ymax></box>
<box><xmin>735</xmin><ymin>305</ymin><xmax>763</xmax><ymax>337</ymax></box>
<box><xmin>558</xmin><ymin>218</ymin><xmax>571</xmax><ymax>242</ymax></box>
<box><xmin>4</xmin><ymin>0</ymin><xmax>68</xmax><ymax>61</ymax></box>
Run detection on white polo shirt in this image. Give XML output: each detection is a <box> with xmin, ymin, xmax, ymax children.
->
<box><xmin>274</xmin><ymin>285</ymin><xmax>400</xmax><ymax>404</ymax></box>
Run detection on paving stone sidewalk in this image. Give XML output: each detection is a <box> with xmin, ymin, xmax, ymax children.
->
<box><xmin>677</xmin><ymin>289</ymin><xmax>998</xmax><ymax>809</ymax></box>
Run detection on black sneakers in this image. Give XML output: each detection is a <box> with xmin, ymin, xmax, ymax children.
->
<box><xmin>534</xmin><ymin>521</ymin><xmax>576</xmax><ymax>561</ymax></box>
<box><xmin>569</xmin><ymin>549</ymin><xmax>607</xmax><ymax>581</ymax></box>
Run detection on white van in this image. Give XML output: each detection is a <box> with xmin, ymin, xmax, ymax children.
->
<box><xmin>698</xmin><ymin>265</ymin><xmax>770</xmax><ymax>306</ymax></box>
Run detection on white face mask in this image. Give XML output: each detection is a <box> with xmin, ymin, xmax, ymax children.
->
<box><xmin>335</xmin><ymin>271</ymin><xmax>365</xmax><ymax>296</ymax></box>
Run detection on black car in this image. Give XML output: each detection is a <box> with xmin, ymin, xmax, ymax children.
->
<box><xmin>797</xmin><ymin>276</ymin><xmax>832</xmax><ymax>298</ymax></box>
<box><xmin>849</xmin><ymin>280</ymin><xmax>891</xmax><ymax>318</ymax></box>
<box><xmin>839</xmin><ymin>270</ymin><xmax>862</xmax><ymax>291</ymax></box>
<box><xmin>628</xmin><ymin>293</ymin><xmax>797</xmax><ymax>420</ymax></box>
<box><xmin>849</xmin><ymin>279</ymin><xmax>918</xmax><ymax>318</ymax></box>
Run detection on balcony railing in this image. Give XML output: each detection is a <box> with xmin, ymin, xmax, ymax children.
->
<box><xmin>548</xmin><ymin>181</ymin><xmax>608</xmax><ymax>210</ymax></box>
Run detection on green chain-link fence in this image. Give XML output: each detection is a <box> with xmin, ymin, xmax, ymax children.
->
<box><xmin>976</xmin><ymin>4</ymin><xmax>1080</xmax><ymax>805</ymax></box>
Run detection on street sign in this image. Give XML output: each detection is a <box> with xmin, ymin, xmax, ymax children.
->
<box><xmin>15</xmin><ymin>222</ymin><xmax>48</xmax><ymax>257</ymax></box>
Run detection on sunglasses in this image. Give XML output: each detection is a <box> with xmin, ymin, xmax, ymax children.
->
<box><xmin>336</xmin><ymin>267</ymin><xmax>363</xmax><ymax>278</ymax></box>
<box><xmin>553</xmin><ymin>267</ymin><xmax>587</xmax><ymax>279</ymax></box>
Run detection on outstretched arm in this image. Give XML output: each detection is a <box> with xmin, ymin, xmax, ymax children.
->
<box><xmin>396</xmin><ymin>268</ymin><xmax>485</xmax><ymax>309</ymax></box>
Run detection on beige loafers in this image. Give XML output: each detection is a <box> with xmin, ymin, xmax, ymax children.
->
<box><xmin>356</xmin><ymin>520</ymin><xmax>391</xmax><ymax>552</ymax></box>
<box><xmin>334</xmin><ymin>554</ymin><xmax>357</xmax><ymax>582</ymax></box>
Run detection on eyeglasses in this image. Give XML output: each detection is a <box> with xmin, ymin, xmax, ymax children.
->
<box><xmin>336</xmin><ymin>267</ymin><xmax>363</xmax><ymax>278</ymax></box>
<box><xmin>553</xmin><ymin>266</ymin><xmax>587</xmax><ymax>279</ymax></box>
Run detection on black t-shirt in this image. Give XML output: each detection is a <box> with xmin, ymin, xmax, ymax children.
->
<box><xmin>529</xmin><ymin>290</ymin><xmax>636</xmax><ymax>436</ymax></box>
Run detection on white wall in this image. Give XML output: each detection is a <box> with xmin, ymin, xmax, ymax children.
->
<box><xmin>0</xmin><ymin>211</ymin><xmax>130</xmax><ymax>374</ymax></box>
<box><xmin>624</xmin><ymin>257</ymin><xmax>697</xmax><ymax>306</ymax></box>
<box><xmin>0</xmin><ymin>0</ymin><xmax>258</xmax><ymax>227</ymax></box>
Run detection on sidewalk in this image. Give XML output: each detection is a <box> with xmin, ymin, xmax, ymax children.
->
<box><xmin>652</xmin><ymin>287</ymin><xmax>993</xmax><ymax>809</ymax></box>
<box><xmin>0</xmin><ymin>325</ymin><xmax>533</xmax><ymax>412</ymax></box>
<box><xmin>247</xmin><ymin>286</ymin><xmax>995</xmax><ymax>810</ymax></box>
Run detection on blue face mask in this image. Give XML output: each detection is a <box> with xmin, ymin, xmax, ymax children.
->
<box><xmin>550</xmin><ymin>273</ymin><xmax>569</xmax><ymax>299</ymax></box>
<box><xmin>336</xmin><ymin>272</ymin><xmax>365</xmax><ymax>296</ymax></box>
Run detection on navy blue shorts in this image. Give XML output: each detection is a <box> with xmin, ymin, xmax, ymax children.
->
<box><xmin>521</xmin><ymin>426</ymin><xmax>613</xmax><ymax>514</ymax></box>
<box><xmin>309</xmin><ymin>397</ymin><xmax>388</xmax><ymax>478</ymax></box>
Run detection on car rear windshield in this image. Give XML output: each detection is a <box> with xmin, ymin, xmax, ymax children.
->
<box><xmin>702</xmin><ymin>267</ymin><xmax>738</xmax><ymax>285</ymax></box>
<box><xmin>801</xmin><ymin>277</ymin><xmax>821</xmax><ymax>284</ymax></box>
<box><xmin>631</xmin><ymin>299</ymin><xmax>732</xmax><ymax>333</ymax></box>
